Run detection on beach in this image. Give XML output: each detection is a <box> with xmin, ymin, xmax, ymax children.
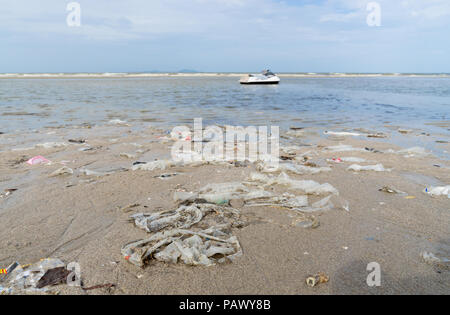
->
<box><xmin>0</xmin><ymin>114</ymin><xmax>449</xmax><ymax>294</ymax></box>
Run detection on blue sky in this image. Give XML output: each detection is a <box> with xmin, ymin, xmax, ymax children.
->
<box><xmin>1</xmin><ymin>0</ymin><xmax>449</xmax><ymax>73</ymax></box>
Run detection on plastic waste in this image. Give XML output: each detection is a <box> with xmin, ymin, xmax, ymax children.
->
<box><xmin>347</xmin><ymin>164</ymin><xmax>387</xmax><ymax>172</ymax></box>
<box><xmin>396</xmin><ymin>147</ymin><xmax>430</xmax><ymax>157</ymax></box>
<box><xmin>124</xmin><ymin>204</ymin><xmax>245</xmax><ymax>267</ymax></box>
<box><xmin>173</xmin><ymin>192</ymin><xmax>199</xmax><ymax>204</ymax></box>
<box><xmin>280</xmin><ymin>145</ymin><xmax>303</xmax><ymax>155</ymax></box>
<box><xmin>27</xmin><ymin>156</ymin><xmax>50</xmax><ymax>165</ymax></box>
<box><xmin>170</xmin><ymin>128</ymin><xmax>192</xmax><ymax>141</ymax></box>
<box><xmin>120</xmin><ymin>153</ymin><xmax>137</xmax><ymax>159</ymax></box>
<box><xmin>122</xmin><ymin>228</ymin><xmax>242</xmax><ymax>267</ymax></box>
<box><xmin>341</xmin><ymin>157</ymin><xmax>367</xmax><ymax>163</ymax></box>
<box><xmin>155</xmin><ymin>173</ymin><xmax>179</xmax><ymax>180</ymax></box>
<box><xmin>325</xmin><ymin>145</ymin><xmax>365</xmax><ymax>152</ymax></box>
<box><xmin>0</xmin><ymin>188</ymin><xmax>18</xmax><ymax>199</ymax></box>
<box><xmin>50</xmin><ymin>166</ymin><xmax>74</xmax><ymax>177</ymax></box>
<box><xmin>379</xmin><ymin>186</ymin><xmax>405</xmax><ymax>194</ymax></box>
<box><xmin>198</xmin><ymin>182</ymin><xmax>249</xmax><ymax>205</ymax></box>
<box><xmin>249</xmin><ymin>172</ymin><xmax>339</xmax><ymax>196</ymax></box>
<box><xmin>367</xmin><ymin>133</ymin><xmax>387</xmax><ymax>138</ymax></box>
<box><xmin>421</xmin><ymin>252</ymin><xmax>450</xmax><ymax>270</ymax></box>
<box><xmin>68</xmin><ymin>139</ymin><xmax>86</xmax><ymax>144</ymax></box>
<box><xmin>132</xmin><ymin>160</ymin><xmax>176</xmax><ymax>171</ymax></box>
<box><xmin>4</xmin><ymin>258</ymin><xmax>66</xmax><ymax>293</ymax></box>
<box><xmin>328</xmin><ymin>158</ymin><xmax>343</xmax><ymax>163</ymax></box>
<box><xmin>294</xmin><ymin>216</ymin><xmax>320</xmax><ymax>229</ymax></box>
<box><xmin>257</xmin><ymin>161</ymin><xmax>331</xmax><ymax>175</ymax></box>
<box><xmin>324</xmin><ymin>131</ymin><xmax>360</xmax><ymax>137</ymax></box>
<box><xmin>299</xmin><ymin>195</ymin><xmax>349</xmax><ymax>213</ymax></box>
<box><xmin>424</xmin><ymin>186</ymin><xmax>450</xmax><ymax>198</ymax></box>
<box><xmin>108</xmin><ymin>119</ymin><xmax>129</xmax><ymax>126</ymax></box>
<box><xmin>306</xmin><ymin>272</ymin><xmax>329</xmax><ymax>287</ymax></box>
<box><xmin>130</xmin><ymin>205</ymin><xmax>204</xmax><ymax>233</ymax></box>
<box><xmin>35</xmin><ymin>142</ymin><xmax>67</xmax><ymax>149</ymax></box>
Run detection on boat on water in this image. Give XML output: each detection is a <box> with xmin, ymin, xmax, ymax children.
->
<box><xmin>240</xmin><ymin>70</ymin><xmax>280</xmax><ymax>85</ymax></box>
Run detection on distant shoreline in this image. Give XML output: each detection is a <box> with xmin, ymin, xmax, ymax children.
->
<box><xmin>1</xmin><ymin>72</ymin><xmax>449</xmax><ymax>79</ymax></box>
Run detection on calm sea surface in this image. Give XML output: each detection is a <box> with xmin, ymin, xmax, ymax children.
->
<box><xmin>1</xmin><ymin>76</ymin><xmax>449</xmax><ymax>134</ymax></box>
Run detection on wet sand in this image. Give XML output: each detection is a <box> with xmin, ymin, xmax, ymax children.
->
<box><xmin>0</xmin><ymin>123</ymin><xmax>449</xmax><ymax>295</ymax></box>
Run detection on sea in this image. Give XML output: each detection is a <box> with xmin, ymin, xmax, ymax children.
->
<box><xmin>0</xmin><ymin>74</ymin><xmax>449</xmax><ymax>157</ymax></box>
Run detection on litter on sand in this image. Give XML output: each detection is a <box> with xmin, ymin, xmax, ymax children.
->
<box><xmin>249</xmin><ymin>172</ymin><xmax>339</xmax><ymax>196</ymax></box>
<box><xmin>292</xmin><ymin>216</ymin><xmax>320</xmax><ymax>229</ymax></box>
<box><xmin>340</xmin><ymin>157</ymin><xmax>367</xmax><ymax>163</ymax></box>
<box><xmin>257</xmin><ymin>161</ymin><xmax>331</xmax><ymax>175</ymax></box>
<box><xmin>306</xmin><ymin>272</ymin><xmax>329</xmax><ymax>287</ymax></box>
<box><xmin>379</xmin><ymin>186</ymin><xmax>405</xmax><ymax>194</ymax></box>
<box><xmin>0</xmin><ymin>258</ymin><xmax>72</xmax><ymax>294</ymax></box>
<box><xmin>120</xmin><ymin>153</ymin><xmax>137</xmax><ymax>159</ymax></box>
<box><xmin>108</xmin><ymin>119</ymin><xmax>129</xmax><ymax>126</ymax></box>
<box><xmin>421</xmin><ymin>252</ymin><xmax>450</xmax><ymax>270</ymax></box>
<box><xmin>394</xmin><ymin>147</ymin><xmax>430</xmax><ymax>158</ymax></box>
<box><xmin>68</xmin><ymin>139</ymin><xmax>86</xmax><ymax>144</ymax></box>
<box><xmin>132</xmin><ymin>160</ymin><xmax>176</xmax><ymax>171</ymax></box>
<box><xmin>35</xmin><ymin>142</ymin><xmax>67</xmax><ymax>149</ymax></box>
<box><xmin>347</xmin><ymin>164</ymin><xmax>388</xmax><ymax>172</ymax></box>
<box><xmin>49</xmin><ymin>166</ymin><xmax>74</xmax><ymax>177</ymax></box>
<box><xmin>367</xmin><ymin>133</ymin><xmax>387</xmax><ymax>138</ymax></box>
<box><xmin>324</xmin><ymin>131</ymin><xmax>360</xmax><ymax>137</ymax></box>
<box><xmin>327</xmin><ymin>157</ymin><xmax>367</xmax><ymax>164</ymax></box>
<box><xmin>193</xmin><ymin>174</ymin><xmax>348</xmax><ymax>212</ymax></box>
<box><xmin>155</xmin><ymin>173</ymin><xmax>179</xmax><ymax>180</ymax></box>
<box><xmin>123</xmin><ymin>203</ymin><xmax>247</xmax><ymax>267</ymax></box>
<box><xmin>36</xmin><ymin>267</ymin><xmax>72</xmax><ymax>289</ymax></box>
<box><xmin>1</xmin><ymin>188</ymin><xmax>18</xmax><ymax>199</ymax></box>
<box><xmin>325</xmin><ymin>145</ymin><xmax>365</xmax><ymax>153</ymax></box>
<box><xmin>27</xmin><ymin>156</ymin><xmax>51</xmax><ymax>165</ymax></box>
<box><xmin>122</xmin><ymin>228</ymin><xmax>242</xmax><ymax>267</ymax></box>
<box><xmin>424</xmin><ymin>186</ymin><xmax>450</xmax><ymax>198</ymax></box>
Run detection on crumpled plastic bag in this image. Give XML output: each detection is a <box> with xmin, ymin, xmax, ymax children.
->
<box><xmin>124</xmin><ymin>202</ymin><xmax>246</xmax><ymax>267</ymax></box>
<box><xmin>424</xmin><ymin>185</ymin><xmax>450</xmax><ymax>198</ymax></box>
<box><xmin>122</xmin><ymin>227</ymin><xmax>242</xmax><ymax>267</ymax></box>
<box><xmin>49</xmin><ymin>166</ymin><xmax>73</xmax><ymax>177</ymax></box>
<box><xmin>130</xmin><ymin>205</ymin><xmax>204</xmax><ymax>233</ymax></box>
<box><xmin>347</xmin><ymin>164</ymin><xmax>387</xmax><ymax>172</ymax></box>
<box><xmin>257</xmin><ymin>161</ymin><xmax>331</xmax><ymax>175</ymax></box>
<box><xmin>249</xmin><ymin>172</ymin><xmax>338</xmax><ymax>196</ymax></box>
<box><xmin>132</xmin><ymin>160</ymin><xmax>177</xmax><ymax>171</ymax></box>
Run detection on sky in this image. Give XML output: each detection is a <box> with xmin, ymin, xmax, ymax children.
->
<box><xmin>1</xmin><ymin>0</ymin><xmax>449</xmax><ymax>73</ymax></box>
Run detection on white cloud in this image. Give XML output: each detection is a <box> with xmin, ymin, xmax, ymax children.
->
<box><xmin>0</xmin><ymin>0</ymin><xmax>449</xmax><ymax>42</ymax></box>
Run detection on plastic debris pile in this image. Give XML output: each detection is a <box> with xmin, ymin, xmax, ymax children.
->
<box><xmin>0</xmin><ymin>259</ymin><xmax>73</xmax><ymax>294</ymax></box>
<box><xmin>122</xmin><ymin>203</ymin><xmax>247</xmax><ymax>267</ymax></box>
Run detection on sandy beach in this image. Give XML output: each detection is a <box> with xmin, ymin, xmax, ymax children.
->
<box><xmin>0</xmin><ymin>122</ymin><xmax>449</xmax><ymax>295</ymax></box>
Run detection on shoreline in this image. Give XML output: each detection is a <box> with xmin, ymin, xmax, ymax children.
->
<box><xmin>1</xmin><ymin>73</ymin><xmax>450</xmax><ymax>79</ymax></box>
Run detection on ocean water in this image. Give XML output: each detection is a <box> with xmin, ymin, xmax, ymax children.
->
<box><xmin>0</xmin><ymin>76</ymin><xmax>449</xmax><ymax>135</ymax></box>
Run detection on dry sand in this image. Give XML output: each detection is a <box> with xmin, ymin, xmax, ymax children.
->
<box><xmin>0</xmin><ymin>124</ymin><xmax>449</xmax><ymax>295</ymax></box>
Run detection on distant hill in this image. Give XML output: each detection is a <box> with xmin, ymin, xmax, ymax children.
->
<box><xmin>139</xmin><ymin>69</ymin><xmax>200</xmax><ymax>73</ymax></box>
<box><xmin>178</xmin><ymin>69</ymin><xmax>199</xmax><ymax>73</ymax></box>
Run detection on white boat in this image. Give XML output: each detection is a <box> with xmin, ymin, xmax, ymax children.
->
<box><xmin>240</xmin><ymin>70</ymin><xmax>280</xmax><ymax>85</ymax></box>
